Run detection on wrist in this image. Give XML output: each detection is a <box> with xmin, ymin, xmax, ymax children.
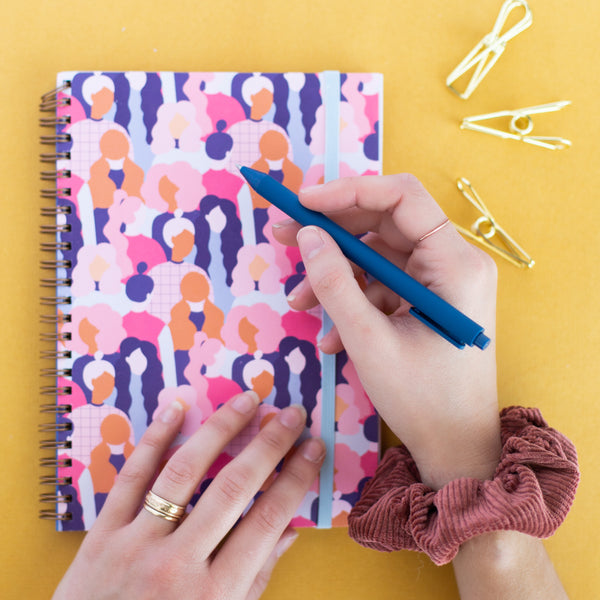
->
<box><xmin>410</xmin><ymin>415</ymin><xmax>503</xmax><ymax>490</ymax></box>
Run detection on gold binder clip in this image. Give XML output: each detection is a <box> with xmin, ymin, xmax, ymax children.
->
<box><xmin>460</xmin><ymin>101</ymin><xmax>572</xmax><ymax>150</ymax></box>
<box><xmin>446</xmin><ymin>0</ymin><xmax>532</xmax><ymax>99</ymax></box>
<box><xmin>452</xmin><ymin>178</ymin><xmax>534</xmax><ymax>268</ymax></box>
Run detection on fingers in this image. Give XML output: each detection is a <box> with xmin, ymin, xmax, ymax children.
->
<box><xmin>299</xmin><ymin>174</ymin><xmax>452</xmax><ymax>251</ymax></box>
<box><xmin>277</xmin><ymin>173</ymin><xmax>496</xmax><ymax>330</ymax></box>
<box><xmin>284</xmin><ymin>230</ymin><xmax>407</xmax><ymax>315</ymax></box>
<box><xmin>174</xmin><ymin>404</ymin><xmax>310</xmax><ymax>555</ymax></box>
<box><xmin>134</xmin><ymin>391</ymin><xmax>262</xmax><ymax>535</ymax></box>
<box><xmin>295</xmin><ymin>226</ymin><xmax>398</xmax><ymax>362</ymax></box>
<box><xmin>210</xmin><ymin>438</ymin><xmax>324</xmax><ymax>593</ymax></box>
<box><xmin>96</xmin><ymin>400</ymin><xmax>186</xmax><ymax>530</ymax></box>
<box><xmin>244</xmin><ymin>528</ymin><xmax>299</xmax><ymax>600</ymax></box>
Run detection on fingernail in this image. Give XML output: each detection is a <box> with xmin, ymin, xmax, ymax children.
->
<box><xmin>158</xmin><ymin>400</ymin><xmax>184</xmax><ymax>424</ymax></box>
<box><xmin>301</xmin><ymin>438</ymin><xmax>326</xmax><ymax>462</ymax></box>
<box><xmin>300</xmin><ymin>184</ymin><xmax>322</xmax><ymax>195</ymax></box>
<box><xmin>286</xmin><ymin>278</ymin><xmax>306</xmax><ymax>304</ymax></box>
<box><xmin>272</xmin><ymin>218</ymin><xmax>297</xmax><ymax>229</ymax></box>
<box><xmin>278</xmin><ymin>404</ymin><xmax>307</xmax><ymax>429</ymax></box>
<box><xmin>297</xmin><ymin>226</ymin><xmax>325</xmax><ymax>259</ymax></box>
<box><xmin>276</xmin><ymin>530</ymin><xmax>299</xmax><ymax>558</ymax></box>
<box><xmin>231</xmin><ymin>391</ymin><xmax>261</xmax><ymax>414</ymax></box>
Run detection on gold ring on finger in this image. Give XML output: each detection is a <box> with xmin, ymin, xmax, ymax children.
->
<box><xmin>143</xmin><ymin>490</ymin><xmax>186</xmax><ymax>523</ymax></box>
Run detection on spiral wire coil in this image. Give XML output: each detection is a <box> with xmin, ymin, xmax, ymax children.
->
<box><xmin>39</xmin><ymin>80</ymin><xmax>74</xmax><ymax>523</ymax></box>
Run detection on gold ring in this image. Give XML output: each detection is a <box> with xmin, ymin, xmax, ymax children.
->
<box><xmin>143</xmin><ymin>490</ymin><xmax>186</xmax><ymax>523</ymax></box>
<box><xmin>417</xmin><ymin>218</ymin><xmax>451</xmax><ymax>243</ymax></box>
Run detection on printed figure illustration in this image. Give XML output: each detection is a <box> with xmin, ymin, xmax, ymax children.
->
<box><xmin>54</xmin><ymin>71</ymin><xmax>382</xmax><ymax>530</ymax></box>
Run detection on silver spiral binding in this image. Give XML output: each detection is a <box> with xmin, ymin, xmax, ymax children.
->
<box><xmin>40</xmin><ymin>403</ymin><xmax>73</xmax><ymax>415</ymax></box>
<box><xmin>40</xmin><ymin>510</ymin><xmax>72</xmax><ymax>522</ymax></box>
<box><xmin>40</xmin><ymin>241</ymin><xmax>71</xmax><ymax>252</ymax></box>
<box><xmin>39</xmin><ymin>440</ymin><xmax>72</xmax><ymax>451</ymax></box>
<box><xmin>39</xmin><ymin>81</ymin><xmax>71</xmax><ymax>112</ymax></box>
<box><xmin>40</xmin><ymin>133</ymin><xmax>72</xmax><ymax>145</ymax></box>
<box><xmin>40</xmin><ymin>331</ymin><xmax>71</xmax><ymax>342</ymax></box>
<box><xmin>41</xmin><ymin>189</ymin><xmax>71</xmax><ymax>199</ymax></box>
<box><xmin>40</xmin><ymin>259</ymin><xmax>72</xmax><ymax>270</ymax></box>
<box><xmin>41</xmin><ymin>169</ymin><xmax>72</xmax><ymax>181</ymax></box>
<box><xmin>40</xmin><ymin>349</ymin><xmax>72</xmax><ymax>360</ymax></box>
<box><xmin>39</xmin><ymin>474</ymin><xmax>72</xmax><ymax>485</ymax></box>
<box><xmin>39</xmin><ymin>80</ymin><xmax>75</xmax><ymax>524</ymax></box>
<box><xmin>40</xmin><ymin>385</ymin><xmax>72</xmax><ymax>396</ymax></box>
<box><xmin>39</xmin><ymin>422</ymin><xmax>73</xmax><ymax>433</ymax></box>
<box><xmin>40</xmin><ymin>278</ymin><xmax>72</xmax><ymax>288</ymax></box>
<box><xmin>40</xmin><ymin>296</ymin><xmax>72</xmax><ymax>306</ymax></box>
<box><xmin>40</xmin><ymin>492</ymin><xmax>73</xmax><ymax>503</ymax></box>
<box><xmin>40</xmin><ymin>152</ymin><xmax>71</xmax><ymax>163</ymax></box>
<box><xmin>39</xmin><ymin>116</ymin><xmax>71</xmax><ymax>127</ymax></box>
<box><xmin>40</xmin><ymin>457</ymin><xmax>72</xmax><ymax>468</ymax></box>
<box><xmin>40</xmin><ymin>367</ymin><xmax>73</xmax><ymax>377</ymax></box>
<box><xmin>40</xmin><ymin>314</ymin><xmax>72</xmax><ymax>324</ymax></box>
<box><xmin>40</xmin><ymin>224</ymin><xmax>71</xmax><ymax>234</ymax></box>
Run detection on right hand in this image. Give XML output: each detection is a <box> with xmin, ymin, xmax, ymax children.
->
<box><xmin>273</xmin><ymin>174</ymin><xmax>502</xmax><ymax>489</ymax></box>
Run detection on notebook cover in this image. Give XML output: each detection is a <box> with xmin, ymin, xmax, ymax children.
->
<box><xmin>48</xmin><ymin>71</ymin><xmax>382</xmax><ymax>530</ymax></box>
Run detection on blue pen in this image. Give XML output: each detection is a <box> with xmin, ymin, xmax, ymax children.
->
<box><xmin>239</xmin><ymin>166</ymin><xmax>490</xmax><ymax>350</ymax></box>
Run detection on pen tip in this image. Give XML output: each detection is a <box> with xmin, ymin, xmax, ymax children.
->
<box><xmin>235</xmin><ymin>163</ymin><xmax>243</xmax><ymax>172</ymax></box>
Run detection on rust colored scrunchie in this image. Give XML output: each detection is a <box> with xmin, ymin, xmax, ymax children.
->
<box><xmin>348</xmin><ymin>406</ymin><xmax>579</xmax><ymax>565</ymax></box>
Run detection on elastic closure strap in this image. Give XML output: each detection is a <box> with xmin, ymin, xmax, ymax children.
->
<box><xmin>316</xmin><ymin>70</ymin><xmax>340</xmax><ymax>529</ymax></box>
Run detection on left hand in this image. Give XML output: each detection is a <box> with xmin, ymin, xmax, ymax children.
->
<box><xmin>53</xmin><ymin>392</ymin><xmax>325</xmax><ymax>600</ymax></box>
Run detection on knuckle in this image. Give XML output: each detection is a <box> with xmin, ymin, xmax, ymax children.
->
<box><xmin>215</xmin><ymin>465</ymin><xmax>251</xmax><ymax>507</ymax></box>
<box><xmin>312</xmin><ymin>265</ymin><xmax>347</xmax><ymax>298</ymax></box>
<box><xmin>161</xmin><ymin>455</ymin><xmax>196</xmax><ymax>487</ymax></box>
<box><xmin>139</xmin><ymin>428</ymin><xmax>167</xmax><ymax>452</ymax></box>
<box><xmin>145</xmin><ymin>549</ymin><xmax>188</xmax><ymax>591</ymax></box>
<box><xmin>396</xmin><ymin>172</ymin><xmax>421</xmax><ymax>190</ymax></box>
<box><xmin>253</xmin><ymin>498</ymin><xmax>290</xmax><ymax>537</ymax></box>
<box><xmin>259</xmin><ymin>427</ymin><xmax>288</xmax><ymax>453</ymax></box>
<box><xmin>114</xmin><ymin>461</ymin><xmax>147</xmax><ymax>487</ymax></box>
<box><xmin>204</xmin><ymin>412</ymin><xmax>236</xmax><ymax>439</ymax></box>
<box><xmin>282</xmin><ymin>462</ymin><xmax>311</xmax><ymax>489</ymax></box>
<box><xmin>465</xmin><ymin>244</ymin><xmax>498</xmax><ymax>282</ymax></box>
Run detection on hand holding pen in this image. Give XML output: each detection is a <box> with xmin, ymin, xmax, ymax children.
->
<box><xmin>271</xmin><ymin>173</ymin><xmax>502</xmax><ymax>490</ymax></box>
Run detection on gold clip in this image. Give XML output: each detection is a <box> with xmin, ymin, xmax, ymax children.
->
<box><xmin>460</xmin><ymin>101</ymin><xmax>571</xmax><ymax>150</ymax></box>
<box><xmin>446</xmin><ymin>0</ymin><xmax>532</xmax><ymax>99</ymax></box>
<box><xmin>452</xmin><ymin>178</ymin><xmax>534</xmax><ymax>268</ymax></box>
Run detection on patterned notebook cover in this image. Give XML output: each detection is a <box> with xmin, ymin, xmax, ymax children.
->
<box><xmin>49</xmin><ymin>71</ymin><xmax>382</xmax><ymax>530</ymax></box>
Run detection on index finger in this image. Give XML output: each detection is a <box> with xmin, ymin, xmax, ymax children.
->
<box><xmin>300</xmin><ymin>174</ymin><xmax>455</xmax><ymax>251</ymax></box>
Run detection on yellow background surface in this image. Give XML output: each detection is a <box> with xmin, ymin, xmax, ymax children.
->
<box><xmin>1</xmin><ymin>0</ymin><xmax>598</xmax><ymax>598</ymax></box>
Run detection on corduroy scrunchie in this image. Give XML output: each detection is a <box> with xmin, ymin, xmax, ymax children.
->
<box><xmin>348</xmin><ymin>406</ymin><xmax>579</xmax><ymax>565</ymax></box>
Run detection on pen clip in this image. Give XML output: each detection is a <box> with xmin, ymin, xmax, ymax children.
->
<box><xmin>409</xmin><ymin>307</ymin><xmax>466</xmax><ymax>349</ymax></box>
<box><xmin>446</xmin><ymin>0</ymin><xmax>533</xmax><ymax>99</ymax></box>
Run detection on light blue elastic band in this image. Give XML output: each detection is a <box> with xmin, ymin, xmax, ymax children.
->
<box><xmin>316</xmin><ymin>70</ymin><xmax>340</xmax><ymax>529</ymax></box>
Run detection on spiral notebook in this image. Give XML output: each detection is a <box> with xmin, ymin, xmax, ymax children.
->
<box><xmin>39</xmin><ymin>71</ymin><xmax>383</xmax><ymax>531</ymax></box>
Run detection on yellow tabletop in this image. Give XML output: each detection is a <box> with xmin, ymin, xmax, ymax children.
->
<box><xmin>1</xmin><ymin>0</ymin><xmax>598</xmax><ymax>598</ymax></box>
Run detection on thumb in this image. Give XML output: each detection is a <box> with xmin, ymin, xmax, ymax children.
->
<box><xmin>296</xmin><ymin>226</ymin><xmax>393</xmax><ymax>358</ymax></box>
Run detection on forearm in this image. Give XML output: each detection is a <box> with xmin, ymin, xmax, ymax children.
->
<box><xmin>452</xmin><ymin>531</ymin><xmax>569</xmax><ymax>600</ymax></box>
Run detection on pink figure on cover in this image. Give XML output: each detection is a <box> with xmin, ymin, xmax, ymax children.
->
<box><xmin>71</xmin><ymin>244</ymin><xmax>123</xmax><ymax>297</ymax></box>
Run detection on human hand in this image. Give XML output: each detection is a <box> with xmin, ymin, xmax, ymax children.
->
<box><xmin>53</xmin><ymin>393</ymin><xmax>325</xmax><ymax>600</ymax></box>
<box><xmin>273</xmin><ymin>174</ymin><xmax>501</xmax><ymax>489</ymax></box>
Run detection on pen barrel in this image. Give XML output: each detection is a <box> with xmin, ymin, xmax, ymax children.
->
<box><xmin>329</xmin><ymin>225</ymin><xmax>485</xmax><ymax>348</ymax></box>
<box><xmin>249</xmin><ymin>170</ymin><xmax>487</xmax><ymax>349</ymax></box>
